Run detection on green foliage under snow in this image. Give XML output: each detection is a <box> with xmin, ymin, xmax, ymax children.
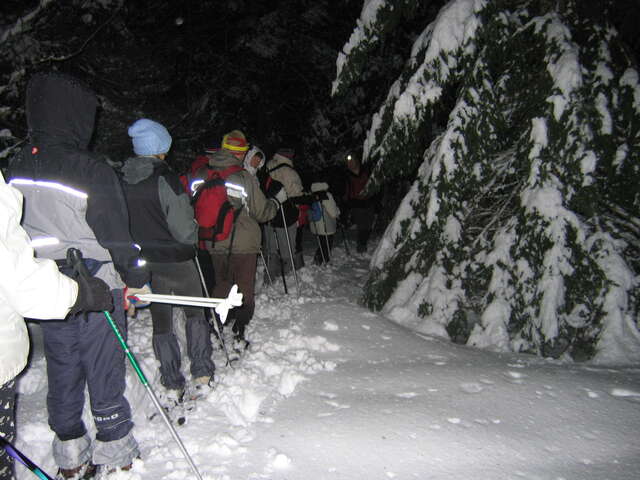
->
<box><xmin>334</xmin><ymin>0</ymin><xmax>640</xmax><ymax>362</ymax></box>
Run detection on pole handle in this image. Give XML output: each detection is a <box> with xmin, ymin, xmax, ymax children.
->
<box><xmin>66</xmin><ymin>247</ymin><xmax>90</xmax><ymax>279</ymax></box>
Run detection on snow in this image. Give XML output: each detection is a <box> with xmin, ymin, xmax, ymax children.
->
<box><xmin>620</xmin><ymin>68</ymin><xmax>640</xmax><ymax>109</ymax></box>
<box><xmin>14</xmin><ymin>233</ymin><xmax>640</xmax><ymax>480</ymax></box>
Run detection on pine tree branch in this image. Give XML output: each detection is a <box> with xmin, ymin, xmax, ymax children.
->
<box><xmin>34</xmin><ymin>3</ymin><xmax>124</xmax><ymax>64</ymax></box>
<box><xmin>0</xmin><ymin>0</ymin><xmax>55</xmax><ymax>45</ymax></box>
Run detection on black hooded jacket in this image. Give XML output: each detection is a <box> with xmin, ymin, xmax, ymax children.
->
<box><xmin>9</xmin><ymin>72</ymin><xmax>147</xmax><ymax>288</ymax></box>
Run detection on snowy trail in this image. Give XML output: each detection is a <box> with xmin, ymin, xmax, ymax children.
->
<box><xmin>15</xmin><ymin>238</ymin><xmax>640</xmax><ymax>480</ymax></box>
<box><xmin>246</xmin><ymin>302</ymin><xmax>640</xmax><ymax>480</ymax></box>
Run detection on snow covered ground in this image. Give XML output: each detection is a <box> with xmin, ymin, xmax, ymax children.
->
<box><xmin>15</xmin><ymin>232</ymin><xmax>640</xmax><ymax>480</ymax></box>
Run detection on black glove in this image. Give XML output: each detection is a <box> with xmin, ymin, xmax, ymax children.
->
<box><xmin>266</xmin><ymin>179</ymin><xmax>285</xmax><ymax>199</ymax></box>
<box><xmin>69</xmin><ymin>276</ymin><xmax>114</xmax><ymax>315</ymax></box>
<box><xmin>291</xmin><ymin>194</ymin><xmax>314</xmax><ymax>205</ymax></box>
<box><xmin>313</xmin><ymin>191</ymin><xmax>329</xmax><ymax>201</ymax></box>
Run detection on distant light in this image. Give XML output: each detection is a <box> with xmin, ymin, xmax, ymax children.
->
<box><xmin>346</xmin><ymin>154</ymin><xmax>352</xmax><ymax>161</ymax></box>
<box><xmin>175</xmin><ymin>17</ymin><xmax>184</xmax><ymax>26</ymax></box>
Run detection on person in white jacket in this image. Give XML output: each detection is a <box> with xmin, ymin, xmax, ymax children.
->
<box><xmin>308</xmin><ymin>182</ymin><xmax>340</xmax><ymax>265</ymax></box>
<box><xmin>0</xmin><ymin>172</ymin><xmax>112</xmax><ymax>480</ymax></box>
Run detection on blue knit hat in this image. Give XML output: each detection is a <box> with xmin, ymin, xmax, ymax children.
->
<box><xmin>128</xmin><ymin>118</ymin><xmax>172</xmax><ymax>156</ymax></box>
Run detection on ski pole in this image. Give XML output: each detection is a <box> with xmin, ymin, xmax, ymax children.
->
<box><xmin>272</xmin><ymin>226</ymin><xmax>288</xmax><ymax>294</ymax></box>
<box><xmin>315</xmin><ymin>233</ymin><xmax>326</xmax><ymax>265</ymax></box>
<box><xmin>66</xmin><ymin>248</ymin><xmax>204</xmax><ymax>480</ymax></box>
<box><xmin>194</xmin><ymin>254</ymin><xmax>231</xmax><ymax>366</ymax></box>
<box><xmin>279</xmin><ymin>204</ymin><xmax>300</xmax><ymax>296</ymax></box>
<box><xmin>318</xmin><ymin>200</ymin><xmax>331</xmax><ymax>263</ymax></box>
<box><xmin>259</xmin><ymin>248</ymin><xmax>273</xmax><ymax>285</ymax></box>
<box><xmin>0</xmin><ymin>437</ymin><xmax>54</xmax><ymax>480</ymax></box>
<box><xmin>339</xmin><ymin>221</ymin><xmax>351</xmax><ymax>256</ymax></box>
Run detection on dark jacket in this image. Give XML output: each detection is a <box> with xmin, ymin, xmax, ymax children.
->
<box><xmin>120</xmin><ymin>156</ymin><xmax>197</xmax><ymax>262</ymax></box>
<box><xmin>9</xmin><ymin>72</ymin><xmax>147</xmax><ymax>289</ymax></box>
<box><xmin>346</xmin><ymin>166</ymin><xmax>375</xmax><ymax>209</ymax></box>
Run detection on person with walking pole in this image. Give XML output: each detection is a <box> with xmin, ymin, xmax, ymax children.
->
<box><xmin>8</xmin><ymin>71</ymin><xmax>150</xmax><ymax>478</ymax></box>
<box><xmin>309</xmin><ymin>182</ymin><xmax>340</xmax><ymax>266</ymax></box>
<box><xmin>263</xmin><ymin>148</ymin><xmax>305</xmax><ymax>279</ymax></box>
<box><xmin>67</xmin><ymin>248</ymin><xmax>206</xmax><ymax>480</ymax></box>
<box><xmin>279</xmin><ymin>202</ymin><xmax>301</xmax><ymax>295</ymax></box>
<box><xmin>0</xmin><ymin>171</ymin><xmax>113</xmax><ymax>480</ymax></box>
<box><xmin>205</xmin><ymin>130</ymin><xmax>285</xmax><ymax>354</ymax></box>
<box><xmin>120</xmin><ymin>118</ymin><xmax>216</xmax><ymax>403</ymax></box>
<box><xmin>344</xmin><ymin>154</ymin><xmax>375</xmax><ymax>253</ymax></box>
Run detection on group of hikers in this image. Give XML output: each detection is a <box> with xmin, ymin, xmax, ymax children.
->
<box><xmin>0</xmin><ymin>71</ymin><xmax>376</xmax><ymax>479</ymax></box>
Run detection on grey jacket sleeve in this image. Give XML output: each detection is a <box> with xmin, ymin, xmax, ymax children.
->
<box><xmin>158</xmin><ymin>175</ymin><xmax>198</xmax><ymax>245</ymax></box>
<box><xmin>231</xmin><ymin>171</ymin><xmax>278</xmax><ymax>224</ymax></box>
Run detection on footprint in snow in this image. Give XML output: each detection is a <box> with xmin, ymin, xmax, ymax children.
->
<box><xmin>505</xmin><ymin>371</ymin><xmax>526</xmax><ymax>384</ymax></box>
<box><xmin>318</xmin><ymin>391</ymin><xmax>337</xmax><ymax>399</ymax></box>
<box><xmin>395</xmin><ymin>392</ymin><xmax>419</xmax><ymax>398</ymax></box>
<box><xmin>460</xmin><ymin>383</ymin><xmax>483</xmax><ymax>394</ymax></box>
<box><xmin>323</xmin><ymin>321</ymin><xmax>339</xmax><ymax>331</ymax></box>
<box><xmin>325</xmin><ymin>400</ymin><xmax>350</xmax><ymax>409</ymax></box>
<box><xmin>610</xmin><ymin>388</ymin><xmax>640</xmax><ymax>401</ymax></box>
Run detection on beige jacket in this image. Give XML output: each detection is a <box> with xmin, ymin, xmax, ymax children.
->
<box><xmin>266</xmin><ymin>153</ymin><xmax>304</xmax><ymax>197</ymax></box>
<box><xmin>207</xmin><ymin>149</ymin><xmax>278</xmax><ymax>254</ymax></box>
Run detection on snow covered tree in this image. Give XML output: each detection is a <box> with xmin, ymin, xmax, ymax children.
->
<box><xmin>333</xmin><ymin>0</ymin><xmax>640</xmax><ymax>363</ymax></box>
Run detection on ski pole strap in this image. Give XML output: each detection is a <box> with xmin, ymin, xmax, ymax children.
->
<box><xmin>0</xmin><ymin>437</ymin><xmax>55</xmax><ymax>480</ymax></box>
<box><xmin>55</xmin><ymin>257</ymin><xmax>109</xmax><ymax>277</ymax></box>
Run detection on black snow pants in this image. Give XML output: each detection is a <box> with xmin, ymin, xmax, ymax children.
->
<box><xmin>148</xmin><ymin>260</ymin><xmax>215</xmax><ymax>390</ymax></box>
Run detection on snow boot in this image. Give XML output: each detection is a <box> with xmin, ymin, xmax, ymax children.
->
<box><xmin>56</xmin><ymin>461</ymin><xmax>97</xmax><ymax>480</ymax></box>
<box><xmin>190</xmin><ymin>375</ymin><xmax>215</xmax><ymax>400</ymax></box>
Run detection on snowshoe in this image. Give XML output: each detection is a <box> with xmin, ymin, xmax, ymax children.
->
<box><xmin>56</xmin><ymin>461</ymin><xmax>97</xmax><ymax>480</ymax></box>
<box><xmin>229</xmin><ymin>337</ymin><xmax>250</xmax><ymax>363</ymax></box>
<box><xmin>150</xmin><ymin>387</ymin><xmax>187</xmax><ymax>426</ymax></box>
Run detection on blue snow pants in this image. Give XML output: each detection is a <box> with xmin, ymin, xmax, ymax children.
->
<box><xmin>40</xmin><ymin>289</ymin><xmax>133</xmax><ymax>444</ymax></box>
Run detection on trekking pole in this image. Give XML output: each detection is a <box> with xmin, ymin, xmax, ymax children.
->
<box><xmin>259</xmin><ymin>248</ymin><xmax>273</xmax><ymax>285</ymax></box>
<box><xmin>339</xmin><ymin>221</ymin><xmax>351</xmax><ymax>256</ymax></box>
<box><xmin>315</xmin><ymin>233</ymin><xmax>326</xmax><ymax>265</ymax></box>
<box><xmin>272</xmin><ymin>226</ymin><xmax>288</xmax><ymax>294</ymax></box>
<box><xmin>0</xmin><ymin>437</ymin><xmax>54</xmax><ymax>480</ymax></box>
<box><xmin>318</xmin><ymin>200</ymin><xmax>331</xmax><ymax>263</ymax></box>
<box><xmin>279</xmin><ymin>204</ymin><xmax>300</xmax><ymax>296</ymax></box>
<box><xmin>194</xmin><ymin>253</ymin><xmax>231</xmax><ymax>366</ymax></box>
<box><xmin>66</xmin><ymin>248</ymin><xmax>204</xmax><ymax>480</ymax></box>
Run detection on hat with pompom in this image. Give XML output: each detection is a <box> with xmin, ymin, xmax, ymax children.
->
<box><xmin>221</xmin><ymin>129</ymin><xmax>249</xmax><ymax>152</ymax></box>
<box><xmin>128</xmin><ymin>118</ymin><xmax>172</xmax><ymax>156</ymax></box>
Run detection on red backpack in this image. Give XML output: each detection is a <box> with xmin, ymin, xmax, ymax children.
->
<box><xmin>192</xmin><ymin>165</ymin><xmax>243</xmax><ymax>242</ymax></box>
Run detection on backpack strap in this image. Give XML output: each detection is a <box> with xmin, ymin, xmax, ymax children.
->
<box><xmin>268</xmin><ymin>163</ymin><xmax>294</xmax><ymax>174</ymax></box>
<box><xmin>191</xmin><ymin>165</ymin><xmax>244</xmax><ymax>205</ymax></box>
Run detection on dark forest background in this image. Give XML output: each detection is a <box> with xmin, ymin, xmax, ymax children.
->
<box><xmin>1</xmin><ymin>0</ymin><xmax>638</xmax><ymax>192</ymax></box>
